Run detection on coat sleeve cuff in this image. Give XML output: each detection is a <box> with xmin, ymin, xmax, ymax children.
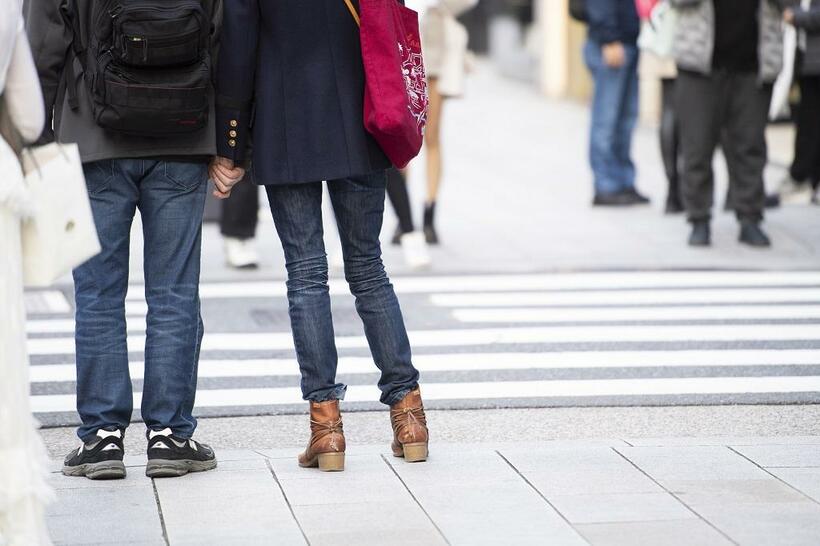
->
<box><xmin>215</xmin><ymin>96</ymin><xmax>253</xmax><ymax>164</ymax></box>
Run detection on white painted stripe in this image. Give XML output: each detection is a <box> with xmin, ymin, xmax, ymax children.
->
<box><xmin>26</xmin><ymin>318</ymin><xmax>147</xmax><ymax>335</ymax></box>
<box><xmin>25</xmin><ymin>324</ymin><xmax>820</xmax><ymax>356</ymax></box>
<box><xmin>24</xmin><ymin>291</ymin><xmax>71</xmax><ymax>314</ymax></box>
<box><xmin>119</xmin><ymin>272</ymin><xmax>820</xmax><ymax>301</ymax></box>
<box><xmin>30</xmin><ymin>375</ymin><xmax>820</xmax><ymax>413</ymax></box>
<box><xmin>432</xmin><ymin>288</ymin><xmax>820</xmax><ymax>308</ymax></box>
<box><xmin>453</xmin><ymin>306</ymin><xmax>820</xmax><ymax>323</ymax></box>
<box><xmin>27</xmin><ymin>350</ymin><xmax>820</xmax><ymax>383</ymax></box>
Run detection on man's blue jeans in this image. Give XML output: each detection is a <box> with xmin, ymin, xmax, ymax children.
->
<box><xmin>74</xmin><ymin>159</ymin><xmax>207</xmax><ymax>443</ymax></box>
<box><xmin>265</xmin><ymin>172</ymin><xmax>420</xmax><ymax>406</ymax></box>
<box><xmin>584</xmin><ymin>41</ymin><xmax>639</xmax><ymax>196</ymax></box>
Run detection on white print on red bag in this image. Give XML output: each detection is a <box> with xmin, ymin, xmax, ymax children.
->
<box><xmin>399</xmin><ymin>40</ymin><xmax>428</xmax><ymax>135</ymax></box>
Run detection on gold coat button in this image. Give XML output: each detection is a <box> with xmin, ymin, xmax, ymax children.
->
<box><xmin>229</xmin><ymin>130</ymin><xmax>237</xmax><ymax>138</ymax></box>
<box><xmin>229</xmin><ymin>119</ymin><xmax>238</xmax><ymax>128</ymax></box>
<box><xmin>228</xmin><ymin>139</ymin><xmax>237</xmax><ymax>147</ymax></box>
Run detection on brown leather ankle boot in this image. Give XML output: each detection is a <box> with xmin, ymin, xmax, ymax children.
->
<box><xmin>390</xmin><ymin>388</ymin><xmax>428</xmax><ymax>462</ymax></box>
<box><xmin>298</xmin><ymin>400</ymin><xmax>345</xmax><ymax>471</ymax></box>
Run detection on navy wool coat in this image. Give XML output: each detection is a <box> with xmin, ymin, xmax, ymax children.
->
<box><xmin>215</xmin><ymin>0</ymin><xmax>390</xmax><ymax>185</ymax></box>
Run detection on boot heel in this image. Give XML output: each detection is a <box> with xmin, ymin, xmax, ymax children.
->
<box><xmin>402</xmin><ymin>443</ymin><xmax>428</xmax><ymax>462</ymax></box>
<box><xmin>318</xmin><ymin>452</ymin><xmax>345</xmax><ymax>472</ymax></box>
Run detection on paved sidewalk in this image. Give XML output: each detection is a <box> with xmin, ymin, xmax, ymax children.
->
<box><xmin>47</xmin><ymin>436</ymin><xmax>820</xmax><ymax>545</ymax></box>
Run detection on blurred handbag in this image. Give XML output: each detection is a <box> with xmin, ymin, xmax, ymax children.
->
<box><xmin>20</xmin><ymin>143</ymin><xmax>100</xmax><ymax>287</ymax></box>
<box><xmin>344</xmin><ymin>0</ymin><xmax>429</xmax><ymax>169</ymax></box>
<box><xmin>638</xmin><ymin>1</ymin><xmax>678</xmax><ymax>58</ymax></box>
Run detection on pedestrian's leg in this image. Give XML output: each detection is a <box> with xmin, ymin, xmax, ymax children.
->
<box><xmin>613</xmin><ymin>44</ymin><xmax>640</xmax><ymax>191</ymax></box>
<box><xmin>73</xmin><ymin>160</ymin><xmax>139</xmax><ymax>442</ymax></box>
<box><xmin>138</xmin><ymin>160</ymin><xmax>208</xmax><ymax>438</ymax></box>
<box><xmin>798</xmin><ymin>76</ymin><xmax>820</xmax><ymax>188</ymax></box>
<box><xmin>676</xmin><ymin>71</ymin><xmax>720</xmax><ymax>223</ymax></box>
<box><xmin>661</xmin><ymin>78</ymin><xmax>683</xmax><ymax>211</ymax></box>
<box><xmin>423</xmin><ymin>78</ymin><xmax>444</xmax><ymax>243</ymax></box>
<box><xmin>328</xmin><ymin>172</ymin><xmax>420</xmax><ymax>406</ymax></box>
<box><xmin>722</xmin><ymin>74</ymin><xmax>771</xmax><ymax>225</ymax></box>
<box><xmin>386</xmin><ymin>168</ymin><xmax>415</xmax><ymax>235</ymax></box>
<box><xmin>220</xmin><ymin>177</ymin><xmax>260</xmax><ymax>240</ymax></box>
<box><xmin>584</xmin><ymin>41</ymin><xmax>630</xmax><ymax>196</ymax></box>
<box><xmin>265</xmin><ymin>182</ymin><xmax>344</xmax><ymax>402</ymax></box>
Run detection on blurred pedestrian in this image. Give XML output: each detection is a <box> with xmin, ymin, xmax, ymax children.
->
<box><xmin>777</xmin><ymin>1</ymin><xmax>820</xmax><ymax>204</ymax></box>
<box><xmin>0</xmin><ymin>2</ymin><xmax>53</xmax><ymax>544</ymax></box>
<box><xmin>27</xmin><ymin>0</ymin><xmax>229</xmax><ymax>480</ymax></box>
<box><xmin>220</xmin><ymin>180</ymin><xmax>260</xmax><ymax>269</ymax></box>
<box><xmin>638</xmin><ymin>0</ymin><xmax>684</xmax><ymax>212</ymax></box>
<box><xmin>584</xmin><ymin>0</ymin><xmax>652</xmax><ymax>206</ymax></box>
<box><xmin>214</xmin><ymin>0</ymin><xmax>429</xmax><ymax>473</ymax></box>
<box><xmin>418</xmin><ymin>0</ymin><xmax>476</xmax><ymax>242</ymax></box>
<box><xmin>671</xmin><ymin>0</ymin><xmax>784</xmax><ymax>247</ymax></box>
<box><xmin>387</xmin><ymin>168</ymin><xmax>432</xmax><ymax>268</ymax></box>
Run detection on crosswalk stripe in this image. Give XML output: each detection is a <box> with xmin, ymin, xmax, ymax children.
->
<box><xmin>25</xmin><ymin>324</ymin><xmax>820</xmax><ymax>356</ymax></box>
<box><xmin>28</xmin><ymin>350</ymin><xmax>820</xmax><ymax>383</ymax></box>
<box><xmin>452</xmin><ymin>305</ymin><xmax>820</xmax><ymax>323</ymax></box>
<box><xmin>118</xmin><ymin>271</ymin><xmax>820</xmax><ymax>302</ymax></box>
<box><xmin>431</xmin><ymin>288</ymin><xmax>820</xmax><ymax>308</ymax></box>
<box><xmin>29</xmin><ymin>375</ymin><xmax>820</xmax><ymax>413</ymax></box>
<box><xmin>27</xmin><ymin>318</ymin><xmax>146</xmax><ymax>335</ymax></box>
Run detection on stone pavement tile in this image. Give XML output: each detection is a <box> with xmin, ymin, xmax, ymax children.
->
<box><xmin>155</xmin><ymin>465</ymin><xmax>304</xmax><ymax>546</ymax></box>
<box><xmin>732</xmin><ymin>445</ymin><xmax>820</xmax><ymax>468</ymax></box>
<box><xmin>546</xmin><ymin>492</ymin><xmax>695</xmax><ymax>524</ymax></box>
<box><xmin>500</xmin><ymin>445</ymin><xmax>662</xmax><ymax>496</ymax></box>
<box><xmin>624</xmin><ymin>436</ymin><xmax>820</xmax><ymax>447</ymax></box>
<box><xmin>388</xmin><ymin>449</ymin><xmax>585</xmax><ymax>545</ymax></box>
<box><xmin>293</xmin><ymin>501</ymin><xmax>445</xmax><ymax>546</ymax></box>
<box><xmin>616</xmin><ymin>446</ymin><xmax>762</xmax><ymax>481</ymax></box>
<box><xmin>695</xmin><ymin>502</ymin><xmax>820</xmax><ymax>546</ymax></box>
<box><xmin>667</xmin><ymin>479</ymin><xmax>808</xmax><ymax>506</ymax></box>
<box><xmin>575</xmin><ymin>519</ymin><xmax>732</xmax><ymax>546</ymax></box>
<box><xmin>47</xmin><ymin>484</ymin><xmax>164</xmax><ymax>546</ymax></box>
<box><xmin>769</xmin><ymin>468</ymin><xmax>820</xmax><ymax>503</ymax></box>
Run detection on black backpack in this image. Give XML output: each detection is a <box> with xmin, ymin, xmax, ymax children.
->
<box><xmin>66</xmin><ymin>0</ymin><xmax>211</xmax><ymax>137</ymax></box>
<box><xmin>568</xmin><ymin>0</ymin><xmax>588</xmax><ymax>22</ymax></box>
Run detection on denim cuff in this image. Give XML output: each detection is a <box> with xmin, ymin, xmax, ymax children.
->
<box><xmin>305</xmin><ymin>384</ymin><xmax>347</xmax><ymax>403</ymax></box>
<box><xmin>382</xmin><ymin>384</ymin><xmax>418</xmax><ymax>407</ymax></box>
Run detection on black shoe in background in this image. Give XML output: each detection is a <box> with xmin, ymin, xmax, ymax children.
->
<box><xmin>145</xmin><ymin>428</ymin><xmax>217</xmax><ymax>478</ymax></box>
<box><xmin>391</xmin><ymin>225</ymin><xmax>404</xmax><ymax>246</ymax></box>
<box><xmin>592</xmin><ymin>192</ymin><xmax>632</xmax><ymax>206</ymax></box>
<box><xmin>688</xmin><ymin>220</ymin><xmax>711</xmax><ymax>247</ymax></box>
<box><xmin>665</xmin><ymin>195</ymin><xmax>685</xmax><ymax>214</ymax></box>
<box><xmin>623</xmin><ymin>187</ymin><xmax>651</xmax><ymax>205</ymax></box>
<box><xmin>63</xmin><ymin>428</ymin><xmax>126</xmax><ymax>480</ymax></box>
<box><xmin>423</xmin><ymin>202</ymin><xmax>439</xmax><ymax>245</ymax></box>
<box><xmin>764</xmin><ymin>194</ymin><xmax>781</xmax><ymax>209</ymax></box>
<box><xmin>739</xmin><ymin>221</ymin><xmax>771</xmax><ymax>248</ymax></box>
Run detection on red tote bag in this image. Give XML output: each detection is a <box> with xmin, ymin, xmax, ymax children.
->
<box><xmin>344</xmin><ymin>0</ymin><xmax>429</xmax><ymax>169</ymax></box>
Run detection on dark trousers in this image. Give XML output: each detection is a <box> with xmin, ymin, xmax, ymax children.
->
<box><xmin>660</xmin><ymin>78</ymin><xmax>682</xmax><ymax>201</ymax></box>
<box><xmin>790</xmin><ymin>74</ymin><xmax>820</xmax><ymax>185</ymax></box>
<box><xmin>676</xmin><ymin>69</ymin><xmax>772</xmax><ymax>222</ymax></box>
<box><xmin>220</xmin><ymin>178</ymin><xmax>259</xmax><ymax>240</ymax></box>
<box><xmin>386</xmin><ymin>168</ymin><xmax>414</xmax><ymax>233</ymax></box>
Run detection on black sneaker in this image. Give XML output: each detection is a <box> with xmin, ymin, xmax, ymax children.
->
<box><xmin>145</xmin><ymin>428</ymin><xmax>217</xmax><ymax>478</ymax></box>
<box><xmin>592</xmin><ymin>192</ymin><xmax>633</xmax><ymax>206</ymax></box>
<box><xmin>688</xmin><ymin>220</ymin><xmax>711</xmax><ymax>247</ymax></box>
<box><xmin>63</xmin><ymin>428</ymin><xmax>126</xmax><ymax>480</ymax></box>
<box><xmin>739</xmin><ymin>221</ymin><xmax>771</xmax><ymax>248</ymax></box>
<box><xmin>623</xmin><ymin>187</ymin><xmax>651</xmax><ymax>205</ymax></box>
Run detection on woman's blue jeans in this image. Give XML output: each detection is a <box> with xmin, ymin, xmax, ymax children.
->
<box><xmin>265</xmin><ymin>171</ymin><xmax>419</xmax><ymax>406</ymax></box>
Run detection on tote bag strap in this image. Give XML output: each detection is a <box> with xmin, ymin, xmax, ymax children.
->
<box><xmin>343</xmin><ymin>0</ymin><xmax>361</xmax><ymax>26</ymax></box>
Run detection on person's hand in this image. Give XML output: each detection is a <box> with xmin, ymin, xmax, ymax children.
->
<box><xmin>602</xmin><ymin>42</ymin><xmax>626</xmax><ymax>68</ymax></box>
<box><xmin>783</xmin><ymin>8</ymin><xmax>795</xmax><ymax>25</ymax></box>
<box><xmin>209</xmin><ymin>156</ymin><xmax>245</xmax><ymax>199</ymax></box>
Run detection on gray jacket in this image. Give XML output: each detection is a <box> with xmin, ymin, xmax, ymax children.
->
<box><xmin>670</xmin><ymin>0</ymin><xmax>785</xmax><ymax>83</ymax></box>
<box><xmin>25</xmin><ymin>0</ymin><xmax>222</xmax><ymax>163</ymax></box>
